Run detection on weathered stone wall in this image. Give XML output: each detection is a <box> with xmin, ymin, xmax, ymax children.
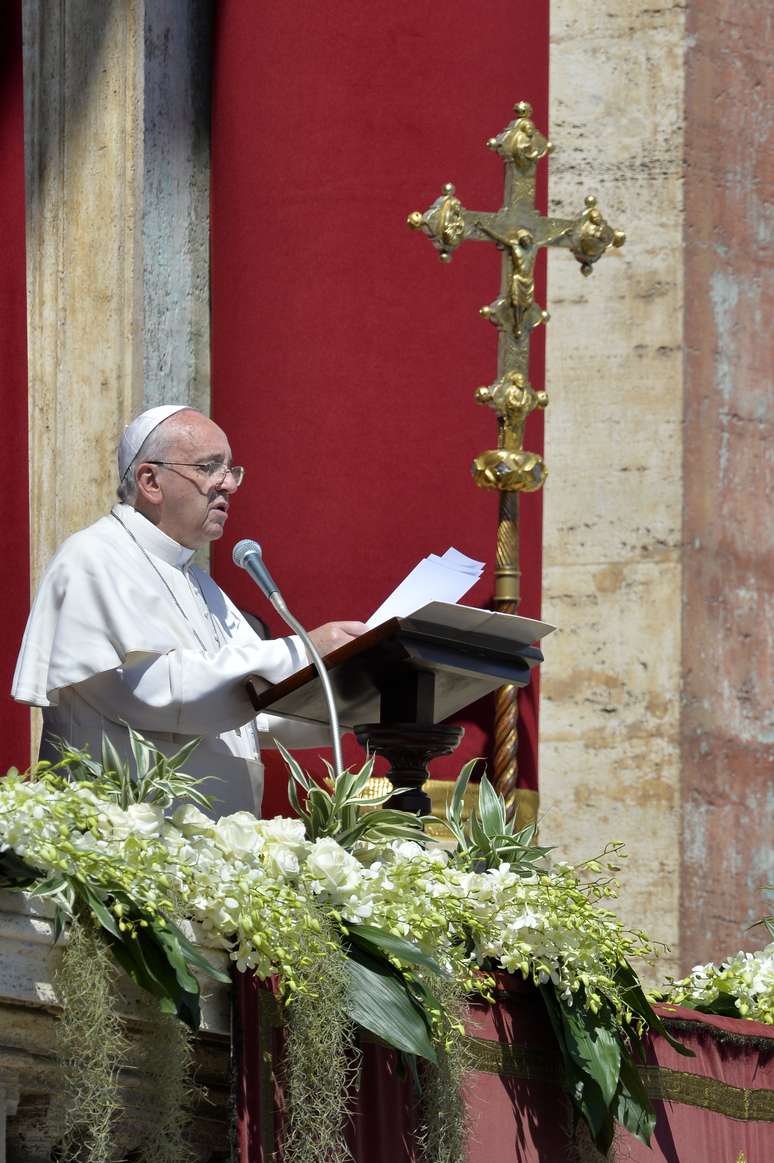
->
<box><xmin>541</xmin><ymin>0</ymin><xmax>686</xmax><ymax>977</ymax></box>
<box><xmin>681</xmin><ymin>0</ymin><xmax>774</xmax><ymax>963</ymax></box>
<box><xmin>542</xmin><ymin>0</ymin><xmax>773</xmax><ymax>977</ymax></box>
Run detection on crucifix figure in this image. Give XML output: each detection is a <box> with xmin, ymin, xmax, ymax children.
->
<box><xmin>407</xmin><ymin>100</ymin><xmax>625</xmax><ymax>816</ymax></box>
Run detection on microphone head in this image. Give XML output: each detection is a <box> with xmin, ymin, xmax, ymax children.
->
<box><xmin>232</xmin><ymin>538</ymin><xmax>262</xmax><ymax>569</ymax></box>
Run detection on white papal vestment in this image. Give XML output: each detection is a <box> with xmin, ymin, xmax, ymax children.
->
<box><xmin>12</xmin><ymin>504</ymin><xmax>324</xmax><ymax>815</ymax></box>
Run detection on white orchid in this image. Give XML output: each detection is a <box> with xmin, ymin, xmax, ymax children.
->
<box><xmin>663</xmin><ymin>942</ymin><xmax>774</xmax><ymax>1024</ymax></box>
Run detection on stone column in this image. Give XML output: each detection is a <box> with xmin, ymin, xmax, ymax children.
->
<box><xmin>22</xmin><ymin>0</ymin><xmax>212</xmax><ymax>752</ymax></box>
<box><xmin>22</xmin><ymin>0</ymin><xmax>212</xmax><ymax>589</ymax></box>
<box><xmin>541</xmin><ymin>1</ymin><xmax>686</xmax><ymax>978</ymax></box>
<box><xmin>541</xmin><ymin>0</ymin><xmax>772</xmax><ymax>977</ymax></box>
<box><xmin>0</xmin><ymin>1069</ymin><xmax>20</xmax><ymax>1163</ymax></box>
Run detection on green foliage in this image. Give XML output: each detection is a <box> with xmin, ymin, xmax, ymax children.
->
<box><xmin>344</xmin><ymin>944</ymin><xmax>438</xmax><ymax>1063</ymax></box>
<box><xmin>85</xmin><ymin>891</ymin><xmax>230</xmax><ymax>1032</ymax></box>
<box><xmin>416</xmin><ymin>976</ymin><xmax>472</xmax><ymax>1163</ymax></box>
<box><xmin>45</xmin><ymin>726</ymin><xmax>213</xmax><ymax>811</ymax></box>
<box><xmin>135</xmin><ymin>1008</ymin><xmax>196</xmax><ymax>1163</ymax></box>
<box><xmin>54</xmin><ymin>912</ymin><xmax>128</xmax><ymax>1163</ymax></box>
<box><xmin>538</xmin><ymin>961</ymin><xmax>692</xmax><ymax>1156</ymax></box>
<box><xmin>444</xmin><ymin>759</ymin><xmax>553</xmax><ymax>873</ymax></box>
<box><xmin>283</xmin><ymin>927</ymin><xmax>357</xmax><ymax>1163</ymax></box>
<box><xmin>276</xmin><ymin>740</ymin><xmax>430</xmax><ymax>849</ymax></box>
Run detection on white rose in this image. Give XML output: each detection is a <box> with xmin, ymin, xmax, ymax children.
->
<box><xmin>124</xmin><ymin>803</ymin><xmax>165</xmax><ymax>838</ymax></box>
<box><xmin>215</xmin><ymin>811</ymin><xmax>262</xmax><ymax>857</ymax></box>
<box><xmin>99</xmin><ymin>803</ymin><xmax>132</xmax><ymax>838</ymax></box>
<box><xmin>171</xmin><ymin>804</ymin><xmax>215</xmax><ymax>838</ymax></box>
<box><xmin>257</xmin><ymin>817</ymin><xmax>306</xmax><ymax>845</ymax></box>
<box><xmin>306</xmin><ymin>837</ymin><xmax>363</xmax><ymax>898</ymax></box>
<box><xmin>390</xmin><ymin>840</ymin><xmax>424</xmax><ymax>862</ymax></box>
<box><xmin>262</xmin><ymin>844</ymin><xmax>301</xmax><ymax>878</ymax></box>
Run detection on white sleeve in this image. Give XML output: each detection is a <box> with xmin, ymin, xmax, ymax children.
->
<box><xmin>72</xmin><ymin>636</ymin><xmax>306</xmax><ymax>736</ymax></box>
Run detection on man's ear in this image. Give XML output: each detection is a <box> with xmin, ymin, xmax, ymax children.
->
<box><xmin>134</xmin><ymin>462</ymin><xmax>162</xmax><ymax>504</ymax></box>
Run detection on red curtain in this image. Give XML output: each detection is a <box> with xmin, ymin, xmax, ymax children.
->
<box><xmin>0</xmin><ymin>1</ymin><xmax>30</xmax><ymax>771</ymax></box>
<box><xmin>210</xmin><ymin>1</ymin><xmax>549</xmax><ymax>809</ymax></box>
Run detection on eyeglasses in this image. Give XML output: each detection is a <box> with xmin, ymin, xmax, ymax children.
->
<box><xmin>147</xmin><ymin>461</ymin><xmax>245</xmax><ymax>487</ymax></box>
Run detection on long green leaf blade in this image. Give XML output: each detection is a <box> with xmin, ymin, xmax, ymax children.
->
<box><xmin>347</xmin><ymin>923</ymin><xmax>449</xmax><ymax>978</ymax></box>
<box><xmin>345</xmin><ymin>947</ymin><xmax>437</xmax><ymax>1063</ymax></box>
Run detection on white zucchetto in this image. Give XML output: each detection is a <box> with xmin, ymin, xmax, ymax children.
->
<box><xmin>117</xmin><ymin>404</ymin><xmax>191</xmax><ymax>481</ymax></box>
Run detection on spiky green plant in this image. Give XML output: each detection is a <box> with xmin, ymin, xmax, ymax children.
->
<box><xmin>444</xmin><ymin>759</ymin><xmax>553</xmax><ymax>873</ymax></box>
<box><xmin>276</xmin><ymin>740</ymin><xmax>430</xmax><ymax>849</ymax></box>
<box><xmin>47</xmin><ymin>726</ymin><xmax>212</xmax><ymax>811</ymax></box>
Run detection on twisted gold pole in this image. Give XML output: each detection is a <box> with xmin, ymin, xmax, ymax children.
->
<box><xmin>493</xmin><ymin>491</ymin><xmax>521</xmax><ymax>816</ymax></box>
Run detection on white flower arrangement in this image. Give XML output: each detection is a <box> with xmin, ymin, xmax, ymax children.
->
<box><xmin>0</xmin><ymin>761</ymin><xmax>654</xmax><ymax>1016</ymax></box>
<box><xmin>662</xmin><ymin>943</ymin><xmax>774</xmax><ymax>1025</ymax></box>
<box><xmin>0</xmin><ymin>730</ymin><xmax>734</xmax><ymax>1158</ymax></box>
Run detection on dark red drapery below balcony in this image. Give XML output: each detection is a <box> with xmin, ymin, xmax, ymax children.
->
<box><xmin>233</xmin><ymin>972</ymin><xmax>774</xmax><ymax>1161</ymax></box>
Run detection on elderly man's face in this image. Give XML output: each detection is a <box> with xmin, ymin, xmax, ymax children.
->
<box><xmin>141</xmin><ymin>412</ymin><xmax>240</xmax><ymax>549</ymax></box>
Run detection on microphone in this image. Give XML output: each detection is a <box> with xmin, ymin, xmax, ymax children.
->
<box><xmin>232</xmin><ymin>539</ymin><xmax>343</xmax><ymax>778</ymax></box>
<box><xmin>232</xmin><ymin>539</ymin><xmax>280</xmax><ymax>599</ymax></box>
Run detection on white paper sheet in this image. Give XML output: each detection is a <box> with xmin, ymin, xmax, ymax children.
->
<box><xmin>367</xmin><ymin>548</ymin><xmax>485</xmax><ymax>627</ymax></box>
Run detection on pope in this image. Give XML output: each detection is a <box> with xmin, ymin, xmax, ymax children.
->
<box><xmin>12</xmin><ymin>405</ymin><xmax>367</xmax><ymax>814</ymax></box>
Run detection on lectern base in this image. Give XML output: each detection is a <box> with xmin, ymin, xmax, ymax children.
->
<box><xmin>353</xmin><ymin>722</ymin><xmax>464</xmax><ymax>814</ymax></box>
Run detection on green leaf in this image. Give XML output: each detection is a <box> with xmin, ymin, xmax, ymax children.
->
<box><xmin>100</xmin><ymin>734</ymin><xmax>126</xmax><ymax>781</ymax></box>
<box><xmin>127</xmin><ymin>724</ymin><xmax>152</xmax><ymax>782</ymax></box>
<box><xmin>449</xmin><ymin>758</ymin><xmax>479</xmax><ymax>827</ymax></box>
<box><xmin>561</xmin><ymin>997</ymin><xmax>622</xmax><ymax>1107</ymax></box>
<box><xmin>287</xmin><ymin>777</ymin><xmax>309</xmax><ymax>828</ymax></box>
<box><xmin>154</xmin><ymin>927</ymin><xmax>200</xmax><ymax>994</ymax></box>
<box><xmin>344</xmin><ymin>945</ymin><xmax>437</xmax><ymax>1063</ymax></box>
<box><xmin>131</xmin><ymin>925</ymin><xmax>201</xmax><ymax>1029</ymax></box>
<box><xmin>615</xmin><ymin>961</ymin><xmax>693</xmax><ymax>1057</ymax></box>
<box><xmin>162</xmin><ymin>918</ymin><xmax>231</xmax><ymax>984</ymax></box>
<box><xmin>690</xmin><ymin>994</ymin><xmax>743</xmax><ymax>1019</ymax></box>
<box><xmin>613</xmin><ymin>1055</ymin><xmax>655</xmax><ymax>1146</ymax></box>
<box><xmin>307</xmin><ymin>786</ymin><xmax>333</xmax><ymax>835</ymax></box>
<box><xmin>164</xmin><ymin>736</ymin><xmax>202</xmax><ymax>773</ymax></box>
<box><xmin>469</xmin><ymin>812</ymin><xmax>491</xmax><ymax>856</ymax></box>
<box><xmin>478</xmin><ymin>774</ymin><xmax>506</xmax><ymax>837</ymax></box>
<box><xmin>53</xmin><ymin>905</ymin><xmax>68</xmax><ymax>945</ymax></box>
<box><xmin>539</xmin><ymin>984</ymin><xmax>615</xmax><ymax>1150</ymax></box>
<box><xmin>78</xmin><ymin>883</ymin><xmax>122</xmax><ymax>939</ymax></box>
<box><xmin>275</xmin><ymin>740</ymin><xmax>314</xmax><ymax>792</ymax></box>
<box><xmin>346</xmin><ymin>923</ymin><xmax>449</xmax><ymax>978</ymax></box>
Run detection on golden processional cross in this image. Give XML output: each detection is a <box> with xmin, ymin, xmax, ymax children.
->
<box><xmin>408</xmin><ymin>101</ymin><xmax>625</xmax><ymax>816</ymax></box>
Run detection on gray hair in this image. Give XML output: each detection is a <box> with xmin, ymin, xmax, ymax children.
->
<box><xmin>116</xmin><ymin>422</ymin><xmax>176</xmax><ymax>503</ymax></box>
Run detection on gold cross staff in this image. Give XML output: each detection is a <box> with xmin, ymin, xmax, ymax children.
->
<box><xmin>407</xmin><ymin>101</ymin><xmax>625</xmax><ymax>815</ymax></box>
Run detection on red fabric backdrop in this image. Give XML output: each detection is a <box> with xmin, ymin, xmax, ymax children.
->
<box><xmin>0</xmin><ymin>2</ymin><xmax>29</xmax><ymax>771</ymax></box>
<box><xmin>210</xmin><ymin>1</ymin><xmax>549</xmax><ymax>811</ymax></box>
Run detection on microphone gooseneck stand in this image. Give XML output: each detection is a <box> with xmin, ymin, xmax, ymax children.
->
<box><xmin>232</xmin><ymin>540</ymin><xmax>344</xmax><ymax>779</ymax></box>
<box><xmin>266</xmin><ymin>591</ymin><xmax>344</xmax><ymax>779</ymax></box>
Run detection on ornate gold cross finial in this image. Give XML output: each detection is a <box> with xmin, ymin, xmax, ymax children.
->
<box><xmin>408</xmin><ymin>101</ymin><xmax>625</xmax><ymax>813</ymax></box>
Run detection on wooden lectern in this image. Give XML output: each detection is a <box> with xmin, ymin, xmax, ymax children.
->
<box><xmin>247</xmin><ymin>602</ymin><xmax>554</xmax><ymax>814</ymax></box>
